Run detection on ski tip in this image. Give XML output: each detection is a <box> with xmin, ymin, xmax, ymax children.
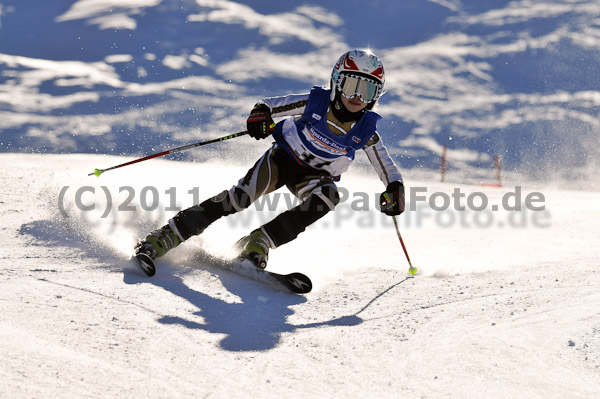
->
<box><xmin>285</xmin><ymin>272</ymin><xmax>312</xmax><ymax>294</ymax></box>
<box><xmin>134</xmin><ymin>253</ymin><xmax>156</xmax><ymax>277</ymax></box>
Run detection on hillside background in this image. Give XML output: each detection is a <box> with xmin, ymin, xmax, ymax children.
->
<box><xmin>2</xmin><ymin>0</ymin><xmax>599</xmax><ymax>183</ymax></box>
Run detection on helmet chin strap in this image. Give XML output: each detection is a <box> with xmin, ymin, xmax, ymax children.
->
<box><xmin>330</xmin><ymin>92</ymin><xmax>368</xmax><ymax>123</ymax></box>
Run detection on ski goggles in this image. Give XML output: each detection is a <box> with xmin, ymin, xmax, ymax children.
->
<box><xmin>336</xmin><ymin>74</ymin><xmax>383</xmax><ymax>103</ymax></box>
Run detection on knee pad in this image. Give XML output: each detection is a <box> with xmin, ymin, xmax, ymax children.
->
<box><xmin>230</xmin><ymin>187</ymin><xmax>252</xmax><ymax>210</ymax></box>
<box><xmin>313</xmin><ymin>184</ymin><xmax>340</xmax><ymax>211</ymax></box>
<box><xmin>321</xmin><ymin>185</ymin><xmax>340</xmax><ymax>206</ymax></box>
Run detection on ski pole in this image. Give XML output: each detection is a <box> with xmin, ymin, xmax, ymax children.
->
<box><xmin>391</xmin><ymin>215</ymin><xmax>418</xmax><ymax>275</ymax></box>
<box><xmin>88</xmin><ymin>130</ymin><xmax>249</xmax><ymax>177</ymax></box>
<box><xmin>382</xmin><ymin>192</ymin><xmax>417</xmax><ymax>275</ymax></box>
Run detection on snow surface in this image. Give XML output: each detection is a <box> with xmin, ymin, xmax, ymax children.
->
<box><xmin>1</xmin><ymin>153</ymin><xmax>599</xmax><ymax>398</ymax></box>
<box><xmin>2</xmin><ymin>0</ymin><xmax>600</xmax><ymax>397</ymax></box>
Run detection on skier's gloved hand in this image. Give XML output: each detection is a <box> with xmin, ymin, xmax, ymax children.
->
<box><xmin>379</xmin><ymin>181</ymin><xmax>405</xmax><ymax>216</ymax></box>
<box><xmin>246</xmin><ymin>104</ymin><xmax>275</xmax><ymax>140</ymax></box>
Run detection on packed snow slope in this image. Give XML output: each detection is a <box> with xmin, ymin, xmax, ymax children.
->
<box><xmin>1</xmin><ymin>153</ymin><xmax>599</xmax><ymax>398</ymax></box>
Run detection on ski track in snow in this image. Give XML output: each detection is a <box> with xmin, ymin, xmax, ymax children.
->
<box><xmin>1</xmin><ymin>153</ymin><xmax>599</xmax><ymax>398</ymax></box>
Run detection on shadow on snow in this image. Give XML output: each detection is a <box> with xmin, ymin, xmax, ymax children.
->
<box><xmin>20</xmin><ymin>215</ymin><xmax>383</xmax><ymax>352</ymax></box>
<box><xmin>121</xmin><ymin>249</ymin><xmax>369</xmax><ymax>352</ymax></box>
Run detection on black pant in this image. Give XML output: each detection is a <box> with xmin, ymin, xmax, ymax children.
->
<box><xmin>172</xmin><ymin>145</ymin><xmax>340</xmax><ymax>247</ymax></box>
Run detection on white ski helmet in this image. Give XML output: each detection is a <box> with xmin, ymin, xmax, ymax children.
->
<box><xmin>330</xmin><ymin>49</ymin><xmax>385</xmax><ymax>103</ymax></box>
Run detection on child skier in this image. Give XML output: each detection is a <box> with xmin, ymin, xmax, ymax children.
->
<box><xmin>135</xmin><ymin>49</ymin><xmax>405</xmax><ymax>271</ymax></box>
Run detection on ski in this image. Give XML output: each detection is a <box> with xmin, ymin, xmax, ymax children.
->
<box><xmin>134</xmin><ymin>253</ymin><xmax>156</xmax><ymax>277</ymax></box>
<box><xmin>133</xmin><ymin>252</ymin><xmax>311</xmax><ymax>294</ymax></box>
<box><xmin>224</xmin><ymin>259</ymin><xmax>312</xmax><ymax>294</ymax></box>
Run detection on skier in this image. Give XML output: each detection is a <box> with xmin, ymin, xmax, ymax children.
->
<box><xmin>135</xmin><ymin>49</ymin><xmax>405</xmax><ymax>270</ymax></box>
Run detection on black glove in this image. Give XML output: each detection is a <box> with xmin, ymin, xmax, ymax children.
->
<box><xmin>379</xmin><ymin>181</ymin><xmax>405</xmax><ymax>216</ymax></box>
<box><xmin>246</xmin><ymin>104</ymin><xmax>275</xmax><ymax>140</ymax></box>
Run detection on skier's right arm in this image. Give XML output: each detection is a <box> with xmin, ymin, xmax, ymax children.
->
<box><xmin>255</xmin><ymin>93</ymin><xmax>310</xmax><ymax>118</ymax></box>
<box><xmin>247</xmin><ymin>93</ymin><xmax>310</xmax><ymax>140</ymax></box>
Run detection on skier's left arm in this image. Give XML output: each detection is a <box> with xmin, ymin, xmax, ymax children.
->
<box><xmin>363</xmin><ymin>133</ymin><xmax>405</xmax><ymax>216</ymax></box>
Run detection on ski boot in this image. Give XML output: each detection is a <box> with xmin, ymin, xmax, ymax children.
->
<box><xmin>134</xmin><ymin>224</ymin><xmax>182</xmax><ymax>276</ymax></box>
<box><xmin>236</xmin><ymin>228</ymin><xmax>271</xmax><ymax>269</ymax></box>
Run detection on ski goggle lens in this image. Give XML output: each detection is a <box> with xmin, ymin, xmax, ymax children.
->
<box><xmin>337</xmin><ymin>74</ymin><xmax>382</xmax><ymax>103</ymax></box>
